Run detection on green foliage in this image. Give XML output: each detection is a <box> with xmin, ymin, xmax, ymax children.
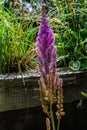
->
<box><xmin>0</xmin><ymin>0</ymin><xmax>87</xmax><ymax>72</ymax></box>
<box><xmin>49</xmin><ymin>0</ymin><xmax>87</xmax><ymax>71</ymax></box>
<box><xmin>81</xmin><ymin>92</ymin><xmax>87</xmax><ymax>98</ymax></box>
<box><xmin>0</xmin><ymin>6</ymin><xmax>38</xmax><ymax>73</ymax></box>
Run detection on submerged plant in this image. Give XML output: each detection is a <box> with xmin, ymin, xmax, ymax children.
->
<box><xmin>36</xmin><ymin>2</ymin><xmax>65</xmax><ymax>130</ymax></box>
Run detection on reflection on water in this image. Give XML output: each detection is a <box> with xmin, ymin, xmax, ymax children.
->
<box><xmin>0</xmin><ymin>100</ymin><xmax>87</xmax><ymax>130</ymax></box>
<box><xmin>0</xmin><ymin>107</ymin><xmax>46</xmax><ymax>130</ymax></box>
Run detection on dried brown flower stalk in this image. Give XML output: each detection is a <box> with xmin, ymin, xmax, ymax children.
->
<box><xmin>38</xmin><ymin>71</ymin><xmax>65</xmax><ymax>130</ymax></box>
<box><xmin>56</xmin><ymin>78</ymin><xmax>65</xmax><ymax>119</ymax></box>
<box><xmin>46</xmin><ymin>118</ymin><xmax>51</xmax><ymax>130</ymax></box>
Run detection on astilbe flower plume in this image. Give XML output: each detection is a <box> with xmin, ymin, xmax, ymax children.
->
<box><xmin>36</xmin><ymin>4</ymin><xmax>56</xmax><ymax>79</ymax></box>
<box><xmin>36</xmin><ymin>3</ymin><xmax>65</xmax><ymax>130</ymax></box>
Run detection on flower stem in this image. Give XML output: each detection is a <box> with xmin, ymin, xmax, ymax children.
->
<box><xmin>50</xmin><ymin>103</ymin><xmax>56</xmax><ymax>130</ymax></box>
<box><xmin>57</xmin><ymin>119</ymin><xmax>60</xmax><ymax>130</ymax></box>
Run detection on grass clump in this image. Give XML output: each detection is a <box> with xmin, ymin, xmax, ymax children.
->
<box><xmin>0</xmin><ymin>5</ymin><xmax>38</xmax><ymax>73</ymax></box>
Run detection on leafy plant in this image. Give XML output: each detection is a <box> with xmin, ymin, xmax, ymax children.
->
<box><xmin>0</xmin><ymin>5</ymin><xmax>38</xmax><ymax>73</ymax></box>
<box><xmin>0</xmin><ymin>0</ymin><xmax>87</xmax><ymax>73</ymax></box>
<box><xmin>81</xmin><ymin>92</ymin><xmax>87</xmax><ymax>98</ymax></box>
<box><xmin>49</xmin><ymin>0</ymin><xmax>87</xmax><ymax>71</ymax></box>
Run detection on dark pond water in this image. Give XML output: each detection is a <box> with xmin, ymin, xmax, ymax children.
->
<box><xmin>0</xmin><ymin>99</ymin><xmax>87</xmax><ymax>130</ymax></box>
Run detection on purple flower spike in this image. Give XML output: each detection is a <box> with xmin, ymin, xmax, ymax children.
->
<box><xmin>35</xmin><ymin>4</ymin><xmax>65</xmax><ymax>125</ymax></box>
<box><xmin>36</xmin><ymin>4</ymin><xmax>65</xmax><ymax>122</ymax></box>
<box><xmin>36</xmin><ymin>4</ymin><xmax>57</xmax><ymax>81</ymax></box>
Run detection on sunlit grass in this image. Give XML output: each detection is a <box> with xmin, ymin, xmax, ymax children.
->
<box><xmin>0</xmin><ymin>6</ymin><xmax>38</xmax><ymax>73</ymax></box>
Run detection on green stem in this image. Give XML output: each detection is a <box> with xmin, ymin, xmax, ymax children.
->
<box><xmin>50</xmin><ymin>103</ymin><xmax>56</xmax><ymax>130</ymax></box>
<box><xmin>57</xmin><ymin>119</ymin><xmax>61</xmax><ymax>130</ymax></box>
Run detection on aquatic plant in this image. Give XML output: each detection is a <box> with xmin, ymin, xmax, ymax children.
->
<box><xmin>36</xmin><ymin>2</ymin><xmax>65</xmax><ymax>130</ymax></box>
